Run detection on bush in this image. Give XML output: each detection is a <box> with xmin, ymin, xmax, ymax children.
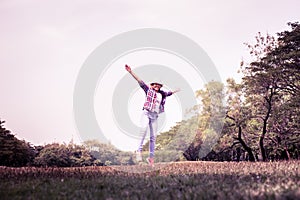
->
<box><xmin>33</xmin><ymin>143</ymin><xmax>100</xmax><ymax>167</ymax></box>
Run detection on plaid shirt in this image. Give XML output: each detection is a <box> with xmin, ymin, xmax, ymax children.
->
<box><xmin>139</xmin><ymin>80</ymin><xmax>173</xmax><ymax>113</ymax></box>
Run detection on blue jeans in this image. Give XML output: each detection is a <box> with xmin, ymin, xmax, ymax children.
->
<box><xmin>137</xmin><ymin>110</ymin><xmax>158</xmax><ymax>158</ymax></box>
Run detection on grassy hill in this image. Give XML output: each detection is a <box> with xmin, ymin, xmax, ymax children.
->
<box><xmin>1</xmin><ymin>161</ymin><xmax>299</xmax><ymax>199</ymax></box>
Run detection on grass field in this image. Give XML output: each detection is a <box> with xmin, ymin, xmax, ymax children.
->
<box><xmin>0</xmin><ymin>161</ymin><xmax>299</xmax><ymax>200</ymax></box>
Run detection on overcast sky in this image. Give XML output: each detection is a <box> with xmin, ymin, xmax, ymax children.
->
<box><xmin>0</xmin><ymin>0</ymin><xmax>299</xmax><ymax>151</ymax></box>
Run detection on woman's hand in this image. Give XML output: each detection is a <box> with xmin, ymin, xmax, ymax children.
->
<box><xmin>125</xmin><ymin>64</ymin><xmax>142</xmax><ymax>82</ymax></box>
<box><xmin>173</xmin><ymin>88</ymin><xmax>181</xmax><ymax>94</ymax></box>
<box><xmin>125</xmin><ymin>64</ymin><xmax>132</xmax><ymax>73</ymax></box>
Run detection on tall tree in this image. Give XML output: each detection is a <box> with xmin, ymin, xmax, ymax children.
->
<box><xmin>242</xmin><ymin>32</ymin><xmax>279</xmax><ymax>161</ymax></box>
<box><xmin>264</xmin><ymin>22</ymin><xmax>300</xmax><ymax>160</ymax></box>
<box><xmin>242</xmin><ymin>22</ymin><xmax>300</xmax><ymax>161</ymax></box>
<box><xmin>0</xmin><ymin>119</ymin><xmax>35</xmax><ymax>166</ymax></box>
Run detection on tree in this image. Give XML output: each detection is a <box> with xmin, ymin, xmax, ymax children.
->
<box><xmin>195</xmin><ymin>81</ymin><xmax>226</xmax><ymax>160</ymax></box>
<box><xmin>223</xmin><ymin>78</ymin><xmax>256</xmax><ymax>161</ymax></box>
<box><xmin>241</xmin><ymin>22</ymin><xmax>300</xmax><ymax>161</ymax></box>
<box><xmin>242</xmin><ymin>32</ymin><xmax>279</xmax><ymax>161</ymax></box>
<box><xmin>33</xmin><ymin>143</ymin><xmax>98</xmax><ymax>167</ymax></box>
<box><xmin>84</xmin><ymin>140</ymin><xmax>134</xmax><ymax>165</ymax></box>
<box><xmin>264</xmin><ymin>22</ymin><xmax>300</xmax><ymax>160</ymax></box>
<box><xmin>208</xmin><ymin>22</ymin><xmax>300</xmax><ymax>162</ymax></box>
<box><xmin>0</xmin><ymin>119</ymin><xmax>35</xmax><ymax>167</ymax></box>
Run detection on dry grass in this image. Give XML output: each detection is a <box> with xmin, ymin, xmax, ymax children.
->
<box><xmin>0</xmin><ymin>161</ymin><xmax>299</xmax><ymax>199</ymax></box>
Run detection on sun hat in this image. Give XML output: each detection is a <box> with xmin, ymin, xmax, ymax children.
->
<box><xmin>150</xmin><ymin>78</ymin><xmax>163</xmax><ymax>87</ymax></box>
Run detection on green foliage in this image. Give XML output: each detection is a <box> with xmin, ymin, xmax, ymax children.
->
<box><xmin>33</xmin><ymin>143</ymin><xmax>98</xmax><ymax>167</ymax></box>
<box><xmin>144</xmin><ymin>116</ymin><xmax>199</xmax><ymax>161</ymax></box>
<box><xmin>0</xmin><ymin>119</ymin><xmax>134</xmax><ymax>167</ymax></box>
<box><xmin>0</xmin><ymin>120</ymin><xmax>35</xmax><ymax>167</ymax></box>
<box><xmin>198</xmin><ymin>129</ymin><xmax>219</xmax><ymax>158</ymax></box>
<box><xmin>84</xmin><ymin>140</ymin><xmax>134</xmax><ymax>166</ymax></box>
<box><xmin>212</xmin><ymin>22</ymin><xmax>300</xmax><ymax>161</ymax></box>
<box><xmin>196</xmin><ymin>81</ymin><xmax>226</xmax><ymax>133</ymax></box>
<box><xmin>150</xmin><ymin>81</ymin><xmax>226</xmax><ymax>161</ymax></box>
<box><xmin>242</xmin><ymin>22</ymin><xmax>300</xmax><ymax>161</ymax></box>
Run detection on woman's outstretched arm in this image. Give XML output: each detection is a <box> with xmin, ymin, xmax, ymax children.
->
<box><xmin>125</xmin><ymin>64</ymin><xmax>142</xmax><ymax>83</ymax></box>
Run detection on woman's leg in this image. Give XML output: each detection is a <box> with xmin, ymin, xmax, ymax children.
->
<box><xmin>137</xmin><ymin>111</ymin><xmax>149</xmax><ymax>152</ymax></box>
<box><xmin>149</xmin><ymin>116</ymin><xmax>158</xmax><ymax>159</ymax></box>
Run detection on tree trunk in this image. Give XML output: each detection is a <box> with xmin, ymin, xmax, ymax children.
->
<box><xmin>236</xmin><ymin>126</ymin><xmax>256</xmax><ymax>162</ymax></box>
<box><xmin>236</xmin><ymin>147</ymin><xmax>241</xmax><ymax>162</ymax></box>
<box><xmin>284</xmin><ymin>146</ymin><xmax>291</xmax><ymax>160</ymax></box>
<box><xmin>260</xmin><ymin>120</ymin><xmax>267</xmax><ymax>161</ymax></box>
<box><xmin>260</xmin><ymin>90</ymin><xmax>274</xmax><ymax>161</ymax></box>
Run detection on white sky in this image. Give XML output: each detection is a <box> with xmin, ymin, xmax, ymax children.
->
<box><xmin>1</xmin><ymin>0</ymin><xmax>299</xmax><ymax>151</ymax></box>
